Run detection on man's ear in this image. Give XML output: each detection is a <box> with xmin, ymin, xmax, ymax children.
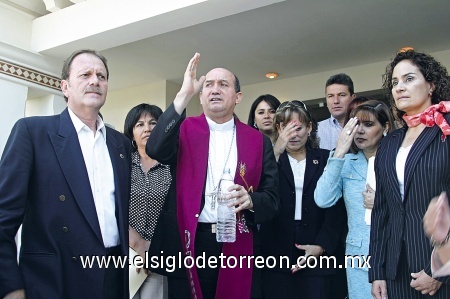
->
<box><xmin>199</xmin><ymin>91</ymin><xmax>204</xmax><ymax>105</ymax></box>
<box><xmin>235</xmin><ymin>92</ymin><xmax>243</xmax><ymax>104</ymax></box>
<box><xmin>61</xmin><ymin>80</ymin><xmax>69</xmax><ymax>98</ymax></box>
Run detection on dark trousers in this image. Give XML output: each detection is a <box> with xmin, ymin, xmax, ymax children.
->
<box><xmin>331</xmin><ymin>242</ymin><xmax>348</xmax><ymax>299</ymax></box>
<box><xmin>168</xmin><ymin>276</ymin><xmax>190</xmax><ymax>299</ymax></box>
<box><xmin>251</xmin><ymin>228</ymin><xmax>262</xmax><ymax>299</ymax></box>
<box><xmin>262</xmin><ymin>270</ymin><xmax>332</xmax><ymax>299</ymax></box>
<box><xmin>103</xmin><ymin>245</ymin><xmax>125</xmax><ymax>299</ymax></box>
<box><xmin>168</xmin><ymin>224</ymin><xmax>223</xmax><ymax>299</ymax></box>
<box><xmin>387</xmin><ymin>245</ymin><xmax>450</xmax><ymax>299</ymax></box>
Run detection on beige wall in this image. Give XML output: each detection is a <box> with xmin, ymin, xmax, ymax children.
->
<box><xmin>100</xmin><ymin>49</ymin><xmax>450</xmax><ymax>129</ymax></box>
<box><xmin>103</xmin><ymin>79</ymin><xmax>204</xmax><ymax>130</ymax></box>
<box><xmin>25</xmin><ymin>94</ymin><xmax>66</xmax><ymax>117</ymax></box>
<box><xmin>0</xmin><ymin>78</ymin><xmax>28</xmax><ymax>154</ymax></box>
<box><xmin>236</xmin><ymin>49</ymin><xmax>450</xmax><ymax>121</ymax></box>
<box><xmin>102</xmin><ymin>80</ymin><xmax>171</xmax><ymax>131</ymax></box>
<box><xmin>0</xmin><ymin>2</ymin><xmax>33</xmax><ymax>51</ymax></box>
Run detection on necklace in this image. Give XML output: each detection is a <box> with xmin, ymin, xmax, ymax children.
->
<box><xmin>206</xmin><ymin>124</ymin><xmax>236</xmax><ymax>209</ymax></box>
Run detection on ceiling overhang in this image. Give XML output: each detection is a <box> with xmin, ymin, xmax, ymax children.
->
<box><xmin>31</xmin><ymin>0</ymin><xmax>284</xmax><ymax>58</ymax></box>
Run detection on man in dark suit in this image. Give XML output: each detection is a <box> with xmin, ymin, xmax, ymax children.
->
<box><xmin>0</xmin><ymin>49</ymin><xmax>131</xmax><ymax>299</ymax></box>
<box><xmin>147</xmin><ymin>53</ymin><xmax>279</xmax><ymax>299</ymax></box>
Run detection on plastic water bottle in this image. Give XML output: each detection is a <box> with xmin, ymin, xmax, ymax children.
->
<box><xmin>216</xmin><ymin>168</ymin><xmax>236</xmax><ymax>242</ymax></box>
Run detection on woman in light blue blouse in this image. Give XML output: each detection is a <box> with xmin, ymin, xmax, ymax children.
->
<box><xmin>314</xmin><ymin>100</ymin><xmax>396</xmax><ymax>299</ymax></box>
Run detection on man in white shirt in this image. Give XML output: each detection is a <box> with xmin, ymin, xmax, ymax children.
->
<box><xmin>0</xmin><ymin>49</ymin><xmax>131</xmax><ymax>299</ymax></box>
<box><xmin>317</xmin><ymin>73</ymin><xmax>356</xmax><ymax>150</ymax></box>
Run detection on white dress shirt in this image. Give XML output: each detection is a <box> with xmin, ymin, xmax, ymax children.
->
<box><xmin>396</xmin><ymin>144</ymin><xmax>412</xmax><ymax>201</ymax></box>
<box><xmin>288</xmin><ymin>155</ymin><xmax>306</xmax><ymax>220</ymax></box>
<box><xmin>68</xmin><ymin>108</ymin><xmax>119</xmax><ymax>247</ymax></box>
<box><xmin>199</xmin><ymin>116</ymin><xmax>237</xmax><ymax>223</ymax></box>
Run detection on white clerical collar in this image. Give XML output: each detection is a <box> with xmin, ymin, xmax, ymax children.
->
<box><xmin>205</xmin><ymin>115</ymin><xmax>235</xmax><ymax>131</ymax></box>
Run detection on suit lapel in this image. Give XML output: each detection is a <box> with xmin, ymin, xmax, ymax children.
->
<box><xmin>383</xmin><ymin>128</ymin><xmax>405</xmax><ymax>203</ymax></box>
<box><xmin>303</xmin><ymin>149</ymin><xmax>320</xmax><ymax>192</ymax></box>
<box><xmin>49</xmin><ymin>109</ymin><xmax>102</xmax><ymax>243</ymax></box>
<box><xmin>404</xmin><ymin>125</ymin><xmax>440</xmax><ymax>194</ymax></box>
<box><xmin>350</xmin><ymin>151</ymin><xmax>367</xmax><ymax>180</ymax></box>
<box><xmin>279</xmin><ymin>152</ymin><xmax>295</xmax><ymax>190</ymax></box>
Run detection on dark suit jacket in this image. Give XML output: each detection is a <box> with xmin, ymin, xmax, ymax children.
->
<box><xmin>0</xmin><ymin>109</ymin><xmax>131</xmax><ymax>298</ymax></box>
<box><xmin>146</xmin><ymin>104</ymin><xmax>279</xmax><ymax>277</ymax></box>
<box><xmin>369</xmin><ymin>119</ymin><xmax>450</xmax><ymax>284</ymax></box>
<box><xmin>260</xmin><ymin>149</ymin><xmax>347</xmax><ymax>275</ymax></box>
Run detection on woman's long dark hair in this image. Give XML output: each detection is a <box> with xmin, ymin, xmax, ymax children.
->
<box><xmin>247</xmin><ymin>94</ymin><xmax>281</xmax><ymax>128</ymax></box>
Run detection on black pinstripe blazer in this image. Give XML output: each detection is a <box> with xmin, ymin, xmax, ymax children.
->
<box><xmin>369</xmin><ymin>115</ymin><xmax>450</xmax><ymax>284</ymax></box>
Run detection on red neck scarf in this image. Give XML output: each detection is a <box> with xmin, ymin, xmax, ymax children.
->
<box><xmin>402</xmin><ymin>101</ymin><xmax>450</xmax><ymax>137</ymax></box>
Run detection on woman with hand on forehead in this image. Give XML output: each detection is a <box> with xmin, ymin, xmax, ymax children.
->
<box><xmin>260</xmin><ymin>101</ymin><xmax>346</xmax><ymax>299</ymax></box>
<box><xmin>315</xmin><ymin>99</ymin><xmax>396</xmax><ymax>299</ymax></box>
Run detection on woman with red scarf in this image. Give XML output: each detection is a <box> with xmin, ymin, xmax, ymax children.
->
<box><xmin>369</xmin><ymin>50</ymin><xmax>450</xmax><ymax>299</ymax></box>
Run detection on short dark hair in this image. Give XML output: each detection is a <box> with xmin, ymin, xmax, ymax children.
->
<box><xmin>124</xmin><ymin>103</ymin><xmax>163</xmax><ymax>152</ymax></box>
<box><xmin>325</xmin><ymin>73</ymin><xmax>355</xmax><ymax>95</ymax></box>
<box><xmin>247</xmin><ymin>94</ymin><xmax>281</xmax><ymax>128</ymax></box>
<box><xmin>233</xmin><ymin>74</ymin><xmax>241</xmax><ymax>93</ymax></box>
<box><xmin>348</xmin><ymin>100</ymin><xmax>396</xmax><ymax>153</ymax></box>
<box><xmin>61</xmin><ymin>49</ymin><xmax>109</xmax><ymax>101</ymax></box>
<box><xmin>382</xmin><ymin>49</ymin><xmax>450</xmax><ymax>122</ymax></box>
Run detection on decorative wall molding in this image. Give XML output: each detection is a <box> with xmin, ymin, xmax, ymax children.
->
<box><xmin>43</xmin><ymin>0</ymin><xmax>75</xmax><ymax>13</ymax></box>
<box><xmin>0</xmin><ymin>59</ymin><xmax>61</xmax><ymax>91</ymax></box>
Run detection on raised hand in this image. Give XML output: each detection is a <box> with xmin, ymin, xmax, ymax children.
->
<box><xmin>273</xmin><ymin>120</ymin><xmax>300</xmax><ymax>161</ymax></box>
<box><xmin>174</xmin><ymin>53</ymin><xmax>206</xmax><ymax>114</ymax></box>
<box><xmin>333</xmin><ymin>117</ymin><xmax>358</xmax><ymax>158</ymax></box>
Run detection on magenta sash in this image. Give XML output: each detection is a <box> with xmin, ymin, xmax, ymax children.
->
<box><xmin>176</xmin><ymin>114</ymin><xmax>263</xmax><ymax>299</ymax></box>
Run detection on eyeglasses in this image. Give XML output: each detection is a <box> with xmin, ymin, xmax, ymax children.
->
<box><xmin>276</xmin><ymin>100</ymin><xmax>308</xmax><ymax>113</ymax></box>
